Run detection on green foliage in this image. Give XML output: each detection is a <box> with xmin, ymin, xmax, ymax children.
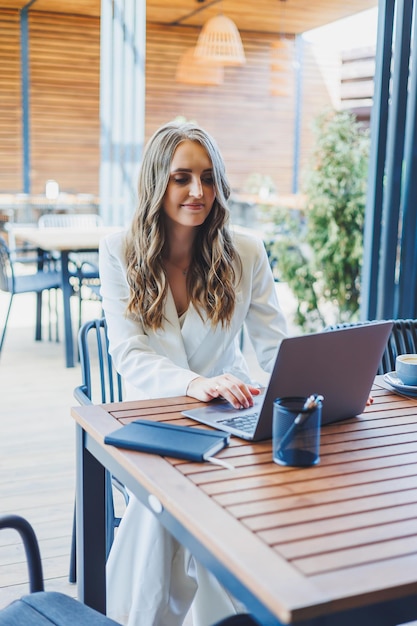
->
<box><xmin>266</xmin><ymin>109</ymin><xmax>370</xmax><ymax>332</ymax></box>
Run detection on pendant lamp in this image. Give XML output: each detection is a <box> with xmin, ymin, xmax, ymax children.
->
<box><xmin>194</xmin><ymin>14</ymin><xmax>246</xmax><ymax>66</ymax></box>
<box><xmin>176</xmin><ymin>47</ymin><xmax>224</xmax><ymax>86</ymax></box>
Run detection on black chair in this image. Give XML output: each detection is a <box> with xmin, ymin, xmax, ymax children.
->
<box><xmin>0</xmin><ymin>235</ymin><xmax>60</xmax><ymax>355</ymax></box>
<box><xmin>69</xmin><ymin>317</ymin><xmax>127</xmax><ymax>584</ymax></box>
<box><xmin>327</xmin><ymin>319</ymin><xmax>417</xmax><ymax>374</ymax></box>
<box><xmin>0</xmin><ymin>516</ymin><xmax>260</xmax><ymax>626</ymax></box>
<box><xmin>73</xmin><ymin>317</ymin><xmax>123</xmax><ymax>405</ymax></box>
<box><xmin>0</xmin><ymin>514</ymin><xmax>120</xmax><ymax>625</ymax></box>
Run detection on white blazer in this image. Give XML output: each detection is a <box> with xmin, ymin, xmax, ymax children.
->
<box><xmin>99</xmin><ymin>229</ymin><xmax>287</xmax><ymax>401</ymax></box>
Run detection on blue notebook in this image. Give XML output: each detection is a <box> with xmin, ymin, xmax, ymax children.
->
<box><xmin>104</xmin><ymin>419</ymin><xmax>230</xmax><ymax>463</ymax></box>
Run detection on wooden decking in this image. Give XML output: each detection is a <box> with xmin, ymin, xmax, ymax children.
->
<box><xmin>0</xmin><ymin>291</ymin><xmax>102</xmax><ymax>608</ymax></box>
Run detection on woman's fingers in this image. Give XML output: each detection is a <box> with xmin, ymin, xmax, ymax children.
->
<box><xmin>187</xmin><ymin>374</ymin><xmax>260</xmax><ymax>409</ymax></box>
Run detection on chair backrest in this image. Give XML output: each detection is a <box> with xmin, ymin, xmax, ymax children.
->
<box><xmin>0</xmin><ymin>236</ymin><xmax>13</xmax><ymax>293</ymax></box>
<box><xmin>326</xmin><ymin>319</ymin><xmax>417</xmax><ymax>374</ymax></box>
<box><xmin>74</xmin><ymin>317</ymin><xmax>123</xmax><ymax>406</ymax></box>
<box><xmin>0</xmin><ymin>514</ymin><xmax>44</xmax><ymax>593</ymax></box>
<box><xmin>38</xmin><ymin>213</ymin><xmax>103</xmax><ymax>229</ymax></box>
<box><xmin>383</xmin><ymin>319</ymin><xmax>417</xmax><ymax>373</ymax></box>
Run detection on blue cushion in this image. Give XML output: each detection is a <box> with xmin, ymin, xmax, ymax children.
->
<box><xmin>0</xmin><ymin>591</ymin><xmax>120</xmax><ymax>625</ymax></box>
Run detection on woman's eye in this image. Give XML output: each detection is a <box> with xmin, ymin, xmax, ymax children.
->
<box><xmin>172</xmin><ymin>174</ymin><xmax>213</xmax><ymax>185</ymax></box>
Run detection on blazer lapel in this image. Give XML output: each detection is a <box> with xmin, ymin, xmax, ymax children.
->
<box><xmin>158</xmin><ymin>289</ymin><xmax>212</xmax><ymax>364</ymax></box>
<box><xmin>154</xmin><ymin>289</ymin><xmax>190</xmax><ymax>368</ymax></box>
<box><xmin>181</xmin><ymin>304</ymin><xmax>212</xmax><ymax>360</ymax></box>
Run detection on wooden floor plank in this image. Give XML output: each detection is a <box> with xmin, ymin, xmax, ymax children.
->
<box><xmin>0</xmin><ymin>291</ymin><xmax>102</xmax><ymax>608</ymax></box>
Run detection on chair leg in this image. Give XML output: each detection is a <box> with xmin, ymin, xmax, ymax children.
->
<box><xmin>78</xmin><ymin>287</ymin><xmax>82</xmax><ymax>330</ymax></box>
<box><xmin>0</xmin><ymin>293</ymin><xmax>13</xmax><ymax>355</ymax></box>
<box><xmin>47</xmin><ymin>290</ymin><xmax>52</xmax><ymax>342</ymax></box>
<box><xmin>70</xmin><ymin>472</ymin><xmax>117</xmax><ymax>583</ymax></box>
<box><xmin>106</xmin><ymin>470</ymin><xmax>116</xmax><ymax>559</ymax></box>
<box><xmin>69</xmin><ymin>501</ymin><xmax>77</xmax><ymax>583</ymax></box>
<box><xmin>55</xmin><ymin>288</ymin><xmax>60</xmax><ymax>343</ymax></box>
<box><xmin>35</xmin><ymin>291</ymin><xmax>43</xmax><ymax>341</ymax></box>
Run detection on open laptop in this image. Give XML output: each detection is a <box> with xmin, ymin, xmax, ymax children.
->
<box><xmin>182</xmin><ymin>321</ymin><xmax>393</xmax><ymax>441</ymax></box>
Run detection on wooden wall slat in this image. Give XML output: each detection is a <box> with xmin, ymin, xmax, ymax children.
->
<box><xmin>0</xmin><ymin>9</ymin><xmax>21</xmax><ymax>191</ymax></box>
<box><xmin>341</xmin><ymin>46</ymin><xmax>375</xmax><ymax>124</ymax></box>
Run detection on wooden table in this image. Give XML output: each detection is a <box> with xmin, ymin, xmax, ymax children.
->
<box><xmin>71</xmin><ymin>378</ymin><xmax>417</xmax><ymax>625</ymax></box>
<box><xmin>12</xmin><ymin>226</ymin><xmax>122</xmax><ymax>367</ymax></box>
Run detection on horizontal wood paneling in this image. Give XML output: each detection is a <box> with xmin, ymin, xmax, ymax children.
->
<box><xmin>1</xmin><ymin>8</ymin><xmax>342</xmax><ymax>197</ymax></box>
<box><xmin>3</xmin><ymin>0</ymin><xmax>378</xmax><ymax>36</ymax></box>
<box><xmin>0</xmin><ymin>9</ymin><xmax>21</xmax><ymax>191</ymax></box>
<box><xmin>341</xmin><ymin>46</ymin><xmax>375</xmax><ymax>124</ymax></box>
<box><xmin>28</xmin><ymin>10</ymin><xmax>100</xmax><ymax>194</ymax></box>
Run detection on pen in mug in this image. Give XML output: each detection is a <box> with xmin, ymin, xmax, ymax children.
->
<box><xmin>277</xmin><ymin>394</ymin><xmax>324</xmax><ymax>455</ymax></box>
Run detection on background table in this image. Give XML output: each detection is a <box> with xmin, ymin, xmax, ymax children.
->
<box><xmin>72</xmin><ymin>379</ymin><xmax>417</xmax><ymax>625</ymax></box>
<box><xmin>12</xmin><ymin>226</ymin><xmax>121</xmax><ymax>367</ymax></box>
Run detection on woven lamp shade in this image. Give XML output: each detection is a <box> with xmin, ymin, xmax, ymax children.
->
<box><xmin>194</xmin><ymin>14</ymin><xmax>246</xmax><ymax>66</ymax></box>
<box><xmin>176</xmin><ymin>47</ymin><xmax>224</xmax><ymax>86</ymax></box>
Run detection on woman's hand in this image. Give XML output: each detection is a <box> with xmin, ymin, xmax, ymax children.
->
<box><xmin>186</xmin><ymin>373</ymin><xmax>260</xmax><ymax>409</ymax></box>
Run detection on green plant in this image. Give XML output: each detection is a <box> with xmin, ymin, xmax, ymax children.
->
<box><xmin>266</xmin><ymin>109</ymin><xmax>370</xmax><ymax>332</ymax></box>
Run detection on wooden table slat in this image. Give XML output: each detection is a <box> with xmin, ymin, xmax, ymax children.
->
<box><xmin>245</xmin><ymin>487</ymin><xmax>417</xmax><ymax>531</ymax></box>
<box><xmin>259</xmin><ymin>501</ymin><xmax>417</xmax><ymax>544</ymax></box>
<box><xmin>278</xmin><ymin>517</ymin><xmax>417</xmax><ymax>560</ymax></box>
<box><xmin>213</xmin><ymin>461</ymin><xmax>417</xmax><ymax>509</ymax></box>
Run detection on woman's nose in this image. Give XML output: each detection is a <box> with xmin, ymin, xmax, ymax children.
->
<box><xmin>189</xmin><ymin>178</ymin><xmax>203</xmax><ymax>197</ymax></box>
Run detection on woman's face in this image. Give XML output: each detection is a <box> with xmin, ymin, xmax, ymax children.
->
<box><xmin>162</xmin><ymin>140</ymin><xmax>216</xmax><ymax>228</ymax></box>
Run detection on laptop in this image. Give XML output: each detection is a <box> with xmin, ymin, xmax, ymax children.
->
<box><xmin>182</xmin><ymin>321</ymin><xmax>393</xmax><ymax>441</ymax></box>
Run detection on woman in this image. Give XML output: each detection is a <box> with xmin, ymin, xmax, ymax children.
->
<box><xmin>99</xmin><ymin>121</ymin><xmax>287</xmax><ymax>626</ymax></box>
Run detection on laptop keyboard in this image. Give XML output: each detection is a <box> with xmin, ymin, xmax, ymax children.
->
<box><xmin>217</xmin><ymin>412</ymin><xmax>259</xmax><ymax>433</ymax></box>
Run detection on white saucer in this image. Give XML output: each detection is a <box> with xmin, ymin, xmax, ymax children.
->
<box><xmin>384</xmin><ymin>372</ymin><xmax>417</xmax><ymax>396</ymax></box>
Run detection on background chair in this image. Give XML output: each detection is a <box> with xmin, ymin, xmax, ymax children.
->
<box><xmin>70</xmin><ymin>317</ymin><xmax>127</xmax><ymax>583</ymax></box>
<box><xmin>38</xmin><ymin>213</ymin><xmax>103</xmax><ymax>327</ymax></box>
<box><xmin>0</xmin><ymin>236</ymin><xmax>60</xmax><ymax>355</ymax></box>
<box><xmin>0</xmin><ymin>514</ymin><xmax>120</xmax><ymax>625</ymax></box>
<box><xmin>327</xmin><ymin>319</ymin><xmax>417</xmax><ymax>374</ymax></box>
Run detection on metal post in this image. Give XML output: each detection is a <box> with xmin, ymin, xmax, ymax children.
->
<box><xmin>292</xmin><ymin>34</ymin><xmax>303</xmax><ymax>194</ymax></box>
<box><xmin>377</xmin><ymin>0</ymin><xmax>413</xmax><ymax>319</ymax></box>
<box><xmin>397</xmin><ymin>0</ymin><xmax>417</xmax><ymax>318</ymax></box>
<box><xmin>20</xmin><ymin>0</ymin><xmax>38</xmax><ymax>194</ymax></box>
<box><xmin>99</xmin><ymin>0</ymin><xmax>114</xmax><ymax>225</ymax></box>
<box><xmin>99</xmin><ymin>0</ymin><xmax>146</xmax><ymax>226</ymax></box>
<box><xmin>360</xmin><ymin>0</ymin><xmax>395</xmax><ymax>321</ymax></box>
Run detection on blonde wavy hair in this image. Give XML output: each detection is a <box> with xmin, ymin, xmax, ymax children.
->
<box><xmin>125</xmin><ymin>121</ymin><xmax>241</xmax><ymax>331</ymax></box>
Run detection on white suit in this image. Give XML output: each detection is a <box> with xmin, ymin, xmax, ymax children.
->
<box><xmin>99</xmin><ymin>228</ymin><xmax>287</xmax><ymax>626</ymax></box>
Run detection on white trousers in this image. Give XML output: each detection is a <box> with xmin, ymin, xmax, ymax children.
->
<box><xmin>106</xmin><ymin>494</ymin><xmax>246</xmax><ymax>626</ymax></box>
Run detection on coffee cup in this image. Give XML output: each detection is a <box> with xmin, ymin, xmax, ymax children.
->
<box><xmin>396</xmin><ymin>354</ymin><xmax>417</xmax><ymax>386</ymax></box>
